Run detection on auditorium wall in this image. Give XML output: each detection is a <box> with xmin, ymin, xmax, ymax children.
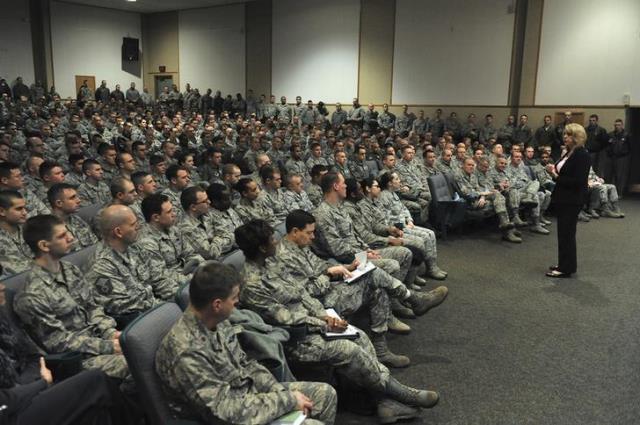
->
<box><xmin>50</xmin><ymin>1</ymin><xmax>143</xmax><ymax>98</ymax></box>
<box><xmin>0</xmin><ymin>0</ymin><xmax>35</xmax><ymax>86</ymax></box>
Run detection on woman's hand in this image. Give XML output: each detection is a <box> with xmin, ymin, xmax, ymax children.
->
<box><xmin>39</xmin><ymin>357</ymin><xmax>53</xmax><ymax>386</ymax></box>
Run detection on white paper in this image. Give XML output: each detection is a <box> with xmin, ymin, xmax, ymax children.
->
<box><xmin>344</xmin><ymin>261</ymin><xmax>376</xmax><ymax>284</ymax></box>
<box><xmin>324</xmin><ymin>308</ymin><xmax>360</xmax><ymax>338</ymax></box>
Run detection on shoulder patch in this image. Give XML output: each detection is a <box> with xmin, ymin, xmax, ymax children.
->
<box><xmin>95</xmin><ymin>277</ymin><xmax>113</xmax><ymax>296</ymax></box>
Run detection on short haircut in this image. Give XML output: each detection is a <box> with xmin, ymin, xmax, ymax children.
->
<box><xmin>166</xmin><ymin>164</ymin><xmax>187</xmax><ymax>181</ymax></box>
<box><xmin>132</xmin><ymin>140</ymin><xmax>145</xmax><ymax>151</ymax></box>
<box><xmin>68</xmin><ymin>153</ymin><xmax>85</xmax><ymax>166</ymax></box>
<box><xmin>222</xmin><ymin>163</ymin><xmax>239</xmax><ymax>176</ymax></box>
<box><xmin>24</xmin><ymin>214</ymin><xmax>63</xmax><ymax>256</ymax></box>
<box><xmin>285</xmin><ymin>209</ymin><xmax>315</xmax><ymax>233</ymax></box>
<box><xmin>259</xmin><ymin>165</ymin><xmax>278</xmax><ymax>182</ymax></box>
<box><xmin>131</xmin><ymin>171</ymin><xmax>151</xmax><ymax>189</ymax></box>
<box><xmin>206</xmin><ymin>182</ymin><xmax>228</xmax><ymax>203</ymax></box>
<box><xmin>181</xmin><ymin>185</ymin><xmax>204</xmax><ymax>211</ymax></box>
<box><xmin>0</xmin><ymin>162</ymin><xmax>20</xmax><ymax>180</ymax></box>
<box><xmin>310</xmin><ymin>164</ymin><xmax>328</xmax><ymax>179</ymax></box>
<box><xmin>82</xmin><ymin>158</ymin><xmax>100</xmax><ymax>174</ymax></box>
<box><xmin>320</xmin><ymin>172</ymin><xmax>341</xmax><ymax>194</ymax></box>
<box><xmin>150</xmin><ymin>154</ymin><xmax>165</xmax><ymax>167</ymax></box>
<box><xmin>378</xmin><ymin>172</ymin><xmax>394</xmax><ymax>190</ymax></box>
<box><xmin>39</xmin><ymin>161</ymin><xmax>61</xmax><ymax>179</ymax></box>
<box><xmin>141</xmin><ymin>193</ymin><xmax>170</xmax><ymax>222</ymax></box>
<box><xmin>97</xmin><ymin>142</ymin><xmax>115</xmax><ymax>156</ymax></box>
<box><xmin>235</xmin><ymin>177</ymin><xmax>253</xmax><ymax>195</ymax></box>
<box><xmin>47</xmin><ymin>182</ymin><xmax>77</xmax><ymax>207</ymax></box>
<box><xmin>0</xmin><ymin>189</ymin><xmax>23</xmax><ymax>209</ymax></box>
<box><xmin>177</xmin><ymin>152</ymin><xmax>193</xmax><ymax>166</ymax></box>
<box><xmin>110</xmin><ymin>176</ymin><xmax>132</xmax><ymax>198</ymax></box>
<box><xmin>189</xmin><ymin>262</ymin><xmax>241</xmax><ymax>310</ymax></box>
<box><xmin>345</xmin><ymin>177</ymin><xmax>360</xmax><ymax>201</ymax></box>
<box><xmin>310</xmin><ymin>141</ymin><xmax>321</xmax><ymax>150</ymax></box>
<box><xmin>360</xmin><ymin>176</ymin><xmax>378</xmax><ymax>193</ymax></box>
<box><xmin>234</xmin><ymin>219</ymin><xmax>274</xmax><ymax>261</ymax></box>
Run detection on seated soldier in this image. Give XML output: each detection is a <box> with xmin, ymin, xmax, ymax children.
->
<box><xmin>506</xmin><ymin>151</ymin><xmax>550</xmax><ymax>234</ymax></box>
<box><xmin>162</xmin><ymin>164</ymin><xmax>191</xmax><ymax>221</ymax></box>
<box><xmin>77</xmin><ymin>159</ymin><xmax>111</xmax><ymax>207</ymax></box>
<box><xmin>0</xmin><ymin>161</ymin><xmax>50</xmax><ymax>217</ymax></box>
<box><xmin>454</xmin><ymin>158</ymin><xmax>521</xmax><ymax>243</ymax></box>
<box><xmin>285</xmin><ymin>143</ymin><xmax>308</xmax><ymax>178</ymax></box>
<box><xmin>490</xmin><ymin>155</ymin><xmax>530</xmax><ymax>228</ymax></box>
<box><xmin>435</xmin><ymin>148</ymin><xmax>456</xmax><ymax>180</ymax></box>
<box><xmin>418</xmin><ymin>149</ymin><xmax>441</xmax><ymax>178</ymax></box>
<box><xmin>235</xmin><ymin>177</ymin><xmax>278</xmax><ymax>227</ymax></box>
<box><xmin>202</xmin><ymin>183</ymin><xmax>244</xmax><ymax>257</ymax></box>
<box><xmin>236</xmin><ymin>220</ymin><xmax>439</xmax><ymax>424</ymax></box>
<box><xmin>32</xmin><ymin>161</ymin><xmax>66</xmax><ymax>200</ymax></box>
<box><xmin>48</xmin><ymin>183</ymin><xmax>98</xmax><ymax>252</ymax></box>
<box><xmin>332</xmin><ymin>150</ymin><xmax>352</xmax><ymax>180</ymax></box>
<box><xmin>64</xmin><ymin>153</ymin><xmax>86</xmax><ymax>186</ymax></box>
<box><xmin>177</xmin><ymin>152</ymin><xmax>204</xmax><ymax>186</ymax></box>
<box><xmin>137</xmin><ymin>193</ymin><xmax>203</xmax><ymax>300</ymax></box>
<box><xmin>260</xmin><ymin>165</ymin><xmax>288</xmax><ymax>223</ymax></box>
<box><xmin>156</xmin><ymin>262</ymin><xmax>338</xmax><ymax>425</ymax></box>
<box><xmin>86</xmin><ymin>205</ymin><xmax>161</xmax><ymax>327</ymax></box>
<box><xmin>348</xmin><ymin>144</ymin><xmax>371</xmax><ymax>181</ymax></box>
<box><xmin>307</xmin><ymin>164</ymin><xmax>328</xmax><ymax>207</ymax></box>
<box><xmin>221</xmin><ymin>163</ymin><xmax>242</xmax><ymax>206</ymax></box>
<box><xmin>587</xmin><ymin>167</ymin><xmax>624</xmax><ymax>218</ymax></box>
<box><xmin>179</xmin><ymin>186</ymin><xmax>223</xmax><ymax>260</ymax></box>
<box><xmin>248</xmin><ymin>153</ymin><xmax>271</xmax><ymax>188</ymax></box>
<box><xmin>14</xmin><ymin>215</ymin><xmax>129</xmax><ymax>381</ymax></box>
<box><xmin>272</xmin><ymin>210</ymin><xmax>440</xmax><ymax>368</ymax></box>
<box><xmin>375</xmin><ymin>172</ymin><xmax>450</xmax><ymax>276</ymax></box>
<box><xmin>0</xmin><ymin>190</ymin><xmax>31</xmax><ymax>275</ymax></box>
<box><xmin>116</xmin><ymin>151</ymin><xmax>137</xmax><ymax>180</ymax></box>
<box><xmin>131</xmin><ymin>170</ymin><xmax>158</xmax><ymax>222</ymax></box>
<box><xmin>150</xmin><ymin>154</ymin><xmax>169</xmax><ymax>190</ymax></box>
<box><xmin>282</xmin><ymin>173</ymin><xmax>314</xmax><ymax>213</ymax></box>
<box><xmin>305</xmin><ymin>141</ymin><xmax>329</xmax><ymax>171</ymax></box>
<box><xmin>396</xmin><ymin>145</ymin><xmax>431</xmax><ymax>223</ymax></box>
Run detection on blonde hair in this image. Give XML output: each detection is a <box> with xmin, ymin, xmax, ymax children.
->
<box><xmin>564</xmin><ymin>123</ymin><xmax>586</xmax><ymax>147</ymax></box>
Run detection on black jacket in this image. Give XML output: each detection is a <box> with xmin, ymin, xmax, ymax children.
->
<box><xmin>550</xmin><ymin>146</ymin><xmax>591</xmax><ymax>206</ymax></box>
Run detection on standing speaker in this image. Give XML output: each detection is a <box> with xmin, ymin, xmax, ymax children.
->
<box><xmin>122</xmin><ymin>37</ymin><xmax>139</xmax><ymax>61</ymax></box>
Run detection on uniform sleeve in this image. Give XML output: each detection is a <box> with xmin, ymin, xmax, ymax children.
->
<box><xmin>136</xmin><ymin>241</ymin><xmax>185</xmax><ymax>301</ymax></box>
<box><xmin>181</xmin><ymin>223</ymin><xmax>223</xmax><ymax>260</ymax></box>
<box><xmin>14</xmin><ymin>291</ymin><xmax>114</xmax><ymax>356</ymax></box>
<box><xmin>315</xmin><ymin>211</ymin><xmax>359</xmax><ymax>261</ymax></box>
<box><xmin>172</xmin><ymin>351</ymin><xmax>297</xmax><ymax>425</ymax></box>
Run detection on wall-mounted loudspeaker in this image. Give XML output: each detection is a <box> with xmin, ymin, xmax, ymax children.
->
<box><xmin>122</xmin><ymin>37</ymin><xmax>139</xmax><ymax>61</ymax></box>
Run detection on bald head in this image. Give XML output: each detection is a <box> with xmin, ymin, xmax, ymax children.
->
<box><xmin>99</xmin><ymin>204</ymin><xmax>138</xmax><ymax>244</ymax></box>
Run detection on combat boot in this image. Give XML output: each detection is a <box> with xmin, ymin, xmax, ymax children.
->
<box><xmin>387</xmin><ymin>314</ymin><xmax>411</xmax><ymax>334</ymax></box>
<box><xmin>377</xmin><ymin>398</ymin><xmax>421</xmax><ymax>424</ymax></box>
<box><xmin>512</xmin><ymin>213</ymin><xmax>527</xmax><ymax>227</ymax></box>
<box><xmin>540</xmin><ymin>215</ymin><xmax>552</xmax><ymax>225</ymax></box>
<box><xmin>612</xmin><ymin>201</ymin><xmax>625</xmax><ymax>218</ymax></box>
<box><xmin>530</xmin><ymin>217</ymin><xmax>550</xmax><ymax>235</ymax></box>
<box><xmin>385</xmin><ymin>377</ymin><xmax>439</xmax><ymax>408</ymax></box>
<box><xmin>521</xmin><ymin>194</ymin><xmax>538</xmax><ymax>207</ymax></box>
<box><xmin>372</xmin><ymin>333</ymin><xmax>410</xmax><ymax>368</ymax></box>
<box><xmin>600</xmin><ymin>205</ymin><xmax>621</xmax><ymax>218</ymax></box>
<box><xmin>406</xmin><ymin>286</ymin><xmax>448</xmax><ymax>316</ymax></box>
<box><xmin>586</xmin><ymin>209</ymin><xmax>600</xmax><ymax>219</ymax></box>
<box><xmin>502</xmin><ymin>228</ymin><xmax>522</xmax><ymax>243</ymax></box>
<box><xmin>413</xmin><ymin>276</ymin><xmax>428</xmax><ymax>286</ymax></box>
<box><xmin>425</xmin><ymin>260</ymin><xmax>447</xmax><ymax>280</ymax></box>
<box><xmin>577</xmin><ymin>211</ymin><xmax>591</xmax><ymax>222</ymax></box>
<box><xmin>498</xmin><ymin>212</ymin><xmax>514</xmax><ymax>230</ymax></box>
<box><xmin>391</xmin><ymin>298</ymin><xmax>415</xmax><ymax>319</ymax></box>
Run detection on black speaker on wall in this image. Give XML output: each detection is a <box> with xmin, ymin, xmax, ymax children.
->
<box><xmin>122</xmin><ymin>37</ymin><xmax>139</xmax><ymax>61</ymax></box>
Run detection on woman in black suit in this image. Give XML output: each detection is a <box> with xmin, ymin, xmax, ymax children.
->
<box><xmin>544</xmin><ymin>123</ymin><xmax>591</xmax><ymax>278</ymax></box>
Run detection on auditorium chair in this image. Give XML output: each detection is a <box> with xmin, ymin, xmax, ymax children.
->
<box><xmin>366</xmin><ymin>160</ymin><xmax>380</xmax><ymax>178</ymax></box>
<box><xmin>61</xmin><ymin>244</ymin><xmax>97</xmax><ymax>272</ymax></box>
<box><xmin>120</xmin><ymin>302</ymin><xmax>203</xmax><ymax>425</ymax></box>
<box><xmin>274</xmin><ymin>221</ymin><xmax>287</xmax><ymax>240</ymax></box>
<box><xmin>2</xmin><ymin>271</ymin><xmax>29</xmax><ymax>334</ymax></box>
<box><xmin>77</xmin><ymin>203</ymin><xmax>103</xmax><ymax>224</ymax></box>
<box><xmin>427</xmin><ymin>174</ymin><xmax>467</xmax><ymax>238</ymax></box>
<box><xmin>221</xmin><ymin>249</ymin><xmax>246</xmax><ymax>272</ymax></box>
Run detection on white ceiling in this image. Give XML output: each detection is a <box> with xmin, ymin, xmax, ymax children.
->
<box><xmin>56</xmin><ymin>0</ymin><xmax>254</xmax><ymax>14</ymax></box>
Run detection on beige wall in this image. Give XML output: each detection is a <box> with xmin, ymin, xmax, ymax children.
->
<box><xmin>246</xmin><ymin>0</ymin><xmax>272</xmax><ymax>97</ymax></box>
<box><xmin>142</xmin><ymin>12</ymin><xmax>179</xmax><ymax>93</ymax></box>
<box><xmin>358</xmin><ymin>0</ymin><xmax>394</xmax><ymax>104</ymax></box>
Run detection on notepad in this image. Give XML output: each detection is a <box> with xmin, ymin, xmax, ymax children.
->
<box><xmin>322</xmin><ymin>308</ymin><xmax>360</xmax><ymax>340</ymax></box>
<box><xmin>344</xmin><ymin>261</ymin><xmax>376</xmax><ymax>283</ymax></box>
<box><xmin>271</xmin><ymin>410</ymin><xmax>306</xmax><ymax>425</ymax></box>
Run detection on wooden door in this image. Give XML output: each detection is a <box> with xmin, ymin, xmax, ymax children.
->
<box><xmin>75</xmin><ymin>75</ymin><xmax>96</xmax><ymax>96</ymax></box>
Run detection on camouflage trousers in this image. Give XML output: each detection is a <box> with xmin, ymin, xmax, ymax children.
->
<box><xmin>403</xmin><ymin>225</ymin><xmax>438</xmax><ymax>262</ymax></box>
<box><xmin>375</xmin><ymin>246</ymin><xmax>412</xmax><ymax>282</ymax></box>
<box><xmin>82</xmin><ymin>353</ymin><xmax>129</xmax><ymax>380</ymax></box>
<box><xmin>401</xmin><ymin>190</ymin><xmax>431</xmax><ymax>223</ymax></box>
<box><xmin>473</xmin><ymin>191</ymin><xmax>508</xmax><ymax>215</ymax></box>
<box><xmin>282</xmin><ymin>381</ymin><xmax>337</xmax><ymax>425</ymax></box>
<box><xmin>325</xmin><ymin>277</ymin><xmax>390</xmax><ymax>334</ymax></box>
<box><xmin>589</xmin><ymin>184</ymin><xmax>618</xmax><ymax>209</ymax></box>
<box><xmin>287</xmin><ymin>330</ymin><xmax>390</xmax><ymax>393</ymax></box>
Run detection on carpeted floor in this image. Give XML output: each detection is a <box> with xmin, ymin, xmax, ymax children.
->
<box><xmin>337</xmin><ymin>198</ymin><xmax>640</xmax><ymax>425</ymax></box>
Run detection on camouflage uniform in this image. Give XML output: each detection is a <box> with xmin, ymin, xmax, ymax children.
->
<box><xmin>312</xmin><ymin>200</ymin><xmax>409</xmax><ymax>282</ymax></box>
<box><xmin>506</xmin><ymin>163</ymin><xmax>544</xmax><ymax>217</ymax></box>
<box><xmin>236</xmin><ymin>197</ymin><xmax>279</xmax><ymax>227</ymax></box>
<box><xmin>77</xmin><ymin>181</ymin><xmax>111</xmax><ymax>207</ymax></box>
<box><xmin>152</xmin><ymin>172</ymin><xmax>169</xmax><ymax>191</ymax></box>
<box><xmin>306</xmin><ymin>184</ymin><xmax>323</xmax><ymax>208</ymax></box>
<box><xmin>64</xmin><ymin>171</ymin><xmax>85</xmax><ymax>186</ymax></box>
<box><xmin>0</xmin><ymin>226</ymin><xmax>32</xmax><ymax>276</ymax></box>
<box><xmin>262</xmin><ymin>103</ymin><xmax>278</xmax><ymax>121</ymax></box>
<box><xmin>156</xmin><ymin>308</ymin><xmax>337</xmax><ymax>424</ymax></box>
<box><xmin>65</xmin><ymin>214</ymin><xmax>98</xmax><ymax>252</ymax></box>
<box><xmin>241</xmin><ymin>261</ymin><xmax>391</xmax><ymax>392</ymax></box>
<box><xmin>394</xmin><ymin>114</ymin><xmax>411</xmax><ymax>135</ymax></box>
<box><xmin>178</xmin><ymin>214</ymin><xmax>223</xmax><ymax>260</ymax></box>
<box><xmin>284</xmin><ymin>158</ymin><xmax>308</xmax><ymax>179</ymax></box>
<box><xmin>479</xmin><ymin>124</ymin><xmax>497</xmax><ymax>145</ymax></box>
<box><xmin>14</xmin><ymin>261</ymin><xmax>129</xmax><ymax>379</ymax></box>
<box><xmin>331</xmin><ymin>109</ymin><xmax>348</xmax><ymax>129</ymax></box>
<box><xmin>276</xmin><ymin>104</ymin><xmax>293</xmax><ymax>124</ymax></box>
<box><xmin>348</xmin><ymin>159</ymin><xmax>371</xmax><ymax>182</ymax></box>
<box><xmin>21</xmin><ymin>188</ymin><xmax>51</xmax><ymax>218</ymax></box>
<box><xmin>282</xmin><ymin>189</ymin><xmax>314</xmax><ymax>213</ymax></box>
<box><xmin>377</xmin><ymin>112</ymin><xmax>395</xmax><ymax>131</ymax></box>
<box><xmin>455</xmin><ymin>170</ymin><xmax>507</xmax><ymax>215</ymax></box>
<box><xmin>262</xmin><ymin>188</ymin><xmax>288</xmax><ymax>223</ymax></box>
<box><xmin>161</xmin><ymin>187</ymin><xmax>185</xmax><ymax>220</ymax></box>
<box><xmin>396</xmin><ymin>159</ymin><xmax>431</xmax><ymax>222</ymax></box>
<box><xmin>135</xmin><ymin>225</ymin><xmax>203</xmax><ymax>300</ymax></box>
<box><xmin>203</xmin><ymin>208</ymin><xmax>244</xmax><ymax>256</ymax></box>
<box><xmin>85</xmin><ymin>241</ymin><xmax>161</xmax><ymax>318</ymax></box>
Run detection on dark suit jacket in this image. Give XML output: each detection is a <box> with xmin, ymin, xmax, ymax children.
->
<box><xmin>551</xmin><ymin>146</ymin><xmax>591</xmax><ymax>205</ymax></box>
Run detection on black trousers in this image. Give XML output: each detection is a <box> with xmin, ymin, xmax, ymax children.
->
<box><xmin>555</xmin><ymin>203</ymin><xmax>582</xmax><ymax>274</ymax></box>
<box><xmin>16</xmin><ymin>369</ymin><xmax>135</xmax><ymax>425</ymax></box>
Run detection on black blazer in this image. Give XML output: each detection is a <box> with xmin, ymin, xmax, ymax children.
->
<box><xmin>550</xmin><ymin>146</ymin><xmax>591</xmax><ymax>206</ymax></box>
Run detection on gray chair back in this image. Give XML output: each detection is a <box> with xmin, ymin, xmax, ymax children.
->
<box><xmin>366</xmin><ymin>160</ymin><xmax>380</xmax><ymax>178</ymax></box>
<box><xmin>61</xmin><ymin>244</ymin><xmax>97</xmax><ymax>272</ymax></box>
<box><xmin>274</xmin><ymin>221</ymin><xmax>287</xmax><ymax>240</ymax></box>
<box><xmin>221</xmin><ymin>250</ymin><xmax>246</xmax><ymax>272</ymax></box>
<box><xmin>3</xmin><ymin>271</ymin><xmax>28</xmax><ymax>330</ymax></box>
<box><xmin>428</xmin><ymin>174</ymin><xmax>453</xmax><ymax>202</ymax></box>
<box><xmin>77</xmin><ymin>204</ymin><xmax>103</xmax><ymax>224</ymax></box>
<box><xmin>175</xmin><ymin>283</ymin><xmax>190</xmax><ymax>311</ymax></box>
<box><xmin>120</xmin><ymin>302</ymin><xmax>184</xmax><ymax>425</ymax></box>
